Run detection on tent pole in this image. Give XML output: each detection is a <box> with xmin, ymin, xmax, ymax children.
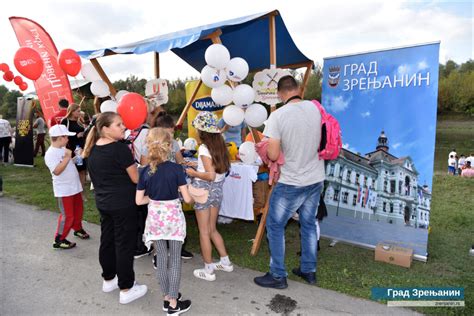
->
<box><xmin>93</xmin><ymin>96</ymin><xmax>100</xmax><ymax>114</ymax></box>
<box><xmin>90</xmin><ymin>58</ymin><xmax>117</xmax><ymax>97</ymax></box>
<box><xmin>176</xmin><ymin>80</ymin><xmax>202</xmax><ymax>128</ymax></box>
<box><xmin>269</xmin><ymin>14</ymin><xmax>277</xmax><ymax>67</ymax></box>
<box><xmin>301</xmin><ymin>61</ymin><xmax>314</xmax><ymax>98</ymax></box>
<box><xmin>154</xmin><ymin>52</ymin><xmax>160</xmax><ymax>79</ymax></box>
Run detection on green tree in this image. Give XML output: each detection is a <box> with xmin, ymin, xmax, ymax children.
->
<box><xmin>1</xmin><ymin>89</ymin><xmax>23</xmax><ymax>120</ymax></box>
<box><xmin>113</xmin><ymin>75</ymin><xmax>147</xmax><ymax>95</ymax></box>
<box><xmin>304</xmin><ymin>64</ymin><xmax>323</xmax><ymax>101</ymax></box>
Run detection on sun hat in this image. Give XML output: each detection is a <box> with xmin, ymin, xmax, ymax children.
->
<box><xmin>192</xmin><ymin>111</ymin><xmax>220</xmax><ymax>133</ymax></box>
<box><xmin>49</xmin><ymin>124</ymin><xmax>76</xmax><ymax>137</ymax></box>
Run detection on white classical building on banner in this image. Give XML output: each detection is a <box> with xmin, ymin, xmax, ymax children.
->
<box><xmin>324</xmin><ymin>131</ymin><xmax>431</xmax><ymax>228</ymax></box>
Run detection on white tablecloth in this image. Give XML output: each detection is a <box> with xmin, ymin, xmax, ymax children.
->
<box><xmin>219</xmin><ymin>162</ymin><xmax>259</xmax><ymax>220</ymax></box>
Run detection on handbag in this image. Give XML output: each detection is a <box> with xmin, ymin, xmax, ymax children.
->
<box><xmin>188</xmin><ymin>184</ymin><xmax>209</xmax><ymax>204</ymax></box>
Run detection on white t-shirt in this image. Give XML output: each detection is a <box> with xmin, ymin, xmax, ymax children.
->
<box><xmin>0</xmin><ymin>119</ymin><xmax>12</xmax><ymax>138</ymax></box>
<box><xmin>448</xmin><ymin>157</ymin><xmax>456</xmax><ymax>167</ymax></box>
<box><xmin>466</xmin><ymin>156</ymin><xmax>474</xmax><ymax>165</ymax></box>
<box><xmin>133</xmin><ymin>128</ymin><xmax>149</xmax><ymax>163</ymax></box>
<box><xmin>45</xmin><ymin>146</ymin><xmax>83</xmax><ymax>197</ymax></box>
<box><xmin>220</xmin><ymin>163</ymin><xmax>258</xmax><ymax>220</ymax></box>
<box><xmin>197</xmin><ymin>144</ymin><xmax>225</xmax><ymax>182</ymax></box>
<box><xmin>263</xmin><ymin>100</ymin><xmax>325</xmax><ymax>186</ymax></box>
<box><xmin>34</xmin><ymin>117</ymin><xmax>46</xmax><ymax>134</ymax></box>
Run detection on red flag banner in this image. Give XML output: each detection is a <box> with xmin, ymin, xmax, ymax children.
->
<box><xmin>9</xmin><ymin>17</ymin><xmax>73</xmax><ymax>127</ymax></box>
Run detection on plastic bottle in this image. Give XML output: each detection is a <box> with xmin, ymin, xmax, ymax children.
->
<box><xmin>74</xmin><ymin>145</ymin><xmax>83</xmax><ymax>166</ymax></box>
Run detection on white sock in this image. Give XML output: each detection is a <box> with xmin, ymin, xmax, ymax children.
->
<box><xmin>205</xmin><ymin>263</ymin><xmax>214</xmax><ymax>274</ymax></box>
<box><xmin>220</xmin><ymin>256</ymin><xmax>231</xmax><ymax>266</ymax></box>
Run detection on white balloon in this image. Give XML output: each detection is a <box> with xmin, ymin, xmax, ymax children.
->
<box><xmin>244</xmin><ymin>103</ymin><xmax>268</xmax><ymax>128</ymax></box>
<box><xmin>233</xmin><ymin>84</ymin><xmax>255</xmax><ymax>108</ymax></box>
<box><xmin>205</xmin><ymin>44</ymin><xmax>230</xmax><ymax>70</ymax></box>
<box><xmin>183</xmin><ymin>138</ymin><xmax>198</xmax><ymax>151</ymax></box>
<box><xmin>201</xmin><ymin>65</ymin><xmax>227</xmax><ymax>88</ymax></box>
<box><xmin>226</xmin><ymin>57</ymin><xmax>249</xmax><ymax>82</ymax></box>
<box><xmin>115</xmin><ymin>90</ymin><xmax>129</xmax><ymax>102</ymax></box>
<box><xmin>90</xmin><ymin>80</ymin><xmax>110</xmax><ymax>97</ymax></box>
<box><xmin>81</xmin><ymin>63</ymin><xmax>101</xmax><ymax>81</ymax></box>
<box><xmin>222</xmin><ymin>105</ymin><xmax>245</xmax><ymax>127</ymax></box>
<box><xmin>239</xmin><ymin>141</ymin><xmax>257</xmax><ymax>164</ymax></box>
<box><xmin>100</xmin><ymin>100</ymin><xmax>118</xmax><ymax>113</ymax></box>
<box><xmin>211</xmin><ymin>85</ymin><xmax>233</xmax><ymax>106</ymax></box>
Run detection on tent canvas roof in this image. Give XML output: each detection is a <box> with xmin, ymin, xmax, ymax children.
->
<box><xmin>77</xmin><ymin>10</ymin><xmax>312</xmax><ymax>73</ymax></box>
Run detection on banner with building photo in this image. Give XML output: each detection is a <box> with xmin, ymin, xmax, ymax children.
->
<box><xmin>321</xmin><ymin>42</ymin><xmax>440</xmax><ymax>261</ymax></box>
<box><xmin>14</xmin><ymin>97</ymin><xmax>35</xmax><ymax>167</ymax></box>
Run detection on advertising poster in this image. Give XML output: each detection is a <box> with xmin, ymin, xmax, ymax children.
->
<box><xmin>13</xmin><ymin>97</ymin><xmax>34</xmax><ymax>167</ymax></box>
<box><xmin>321</xmin><ymin>43</ymin><xmax>440</xmax><ymax>260</ymax></box>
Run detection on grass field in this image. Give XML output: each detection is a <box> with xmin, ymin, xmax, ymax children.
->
<box><xmin>1</xmin><ymin>113</ymin><xmax>473</xmax><ymax>315</ymax></box>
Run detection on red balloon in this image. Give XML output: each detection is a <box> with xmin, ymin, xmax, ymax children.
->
<box><xmin>3</xmin><ymin>71</ymin><xmax>14</xmax><ymax>82</ymax></box>
<box><xmin>0</xmin><ymin>63</ymin><xmax>9</xmax><ymax>72</ymax></box>
<box><xmin>14</xmin><ymin>47</ymin><xmax>44</xmax><ymax>80</ymax></box>
<box><xmin>14</xmin><ymin>76</ymin><xmax>23</xmax><ymax>85</ymax></box>
<box><xmin>58</xmin><ymin>49</ymin><xmax>82</xmax><ymax>76</ymax></box>
<box><xmin>117</xmin><ymin>93</ymin><xmax>148</xmax><ymax>130</ymax></box>
<box><xmin>19</xmin><ymin>82</ymin><xmax>28</xmax><ymax>91</ymax></box>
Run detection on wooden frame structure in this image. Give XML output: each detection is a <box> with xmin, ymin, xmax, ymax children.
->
<box><xmin>87</xmin><ymin>10</ymin><xmax>314</xmax><ymax>256</ymax></box>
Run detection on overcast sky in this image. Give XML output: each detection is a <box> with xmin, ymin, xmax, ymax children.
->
<box><xmin>1</xmin><ymin>0</ymin><xmax>472</xmax><ymax>93</ymax></box>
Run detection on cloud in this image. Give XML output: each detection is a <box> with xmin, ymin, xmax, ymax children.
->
<box><xmin>392</xmin><ymin>142</ymin><xmax>402</xmax><ymax>149</ymax></box>
<box><xmin>397</xmin><ymin>64</ymin><xmax>411</xmax><ymax>75</ymax></box>
<box><xmin>343</xmin><ymin>143</ymin><xmax>357</xmax><ymax>153</ymax></box>
<box><xmin>417</xmin><ymin>60</ymin><xmax>428</xmax><ymax>70</ymax></box>
<box><xmin>361</xmin><ymin>111</ymin><xmax>371</xmax><ymax>118</ymax></box>
<box><xmin>327</xmin><ymin>95</ymin><xmax>350</xmax><ymax>112</ymax></box>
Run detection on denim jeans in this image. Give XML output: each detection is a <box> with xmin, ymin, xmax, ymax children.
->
<box><xmin>266</xmin><ymin>181</ymin><xmax>323</xmax><ymax>278</ymax></box>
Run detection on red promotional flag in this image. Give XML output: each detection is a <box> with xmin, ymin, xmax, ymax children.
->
<box><xmin>9</xmin><ymin>17</ymin><xmax>73</xmax><ymax>127</ymax></box>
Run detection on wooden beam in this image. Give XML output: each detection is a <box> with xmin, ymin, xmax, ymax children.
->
<box><xmin>250</xmin><ymin>186</ymin><xmax>274</xmax><ymax>256</ymax></box>
<box><xmin>301</xmin><ymin>61</ymin><xmax>314</xmax><ymax>98</ymax></box>
<box><xmin>90</xmin><ymin>58</ymin><xmax>117</xmax><ymax>97</ymax></box>
<box><xmin>201</xmin><ymin>29</ymin><xmax>222</xmax><ymax>42</ymax></box>
<box><xmin>154</xmin><ymin>52</ymin><xmax>160</xmax><ymax>79</ymax></box>
<box><xmin>176</xmin><ymin>80</ymin><xmax>203</xmax><ymax>128</ymax></box>
<box><xmin>269</xmin><ymin>14</ymin><xmax>276</xmax><ymax>67</ymax></box>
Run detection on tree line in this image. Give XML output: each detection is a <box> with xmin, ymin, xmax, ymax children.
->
<box><xmin>0</xmin><ymin>59</ymin><xmax>472</xmax><ymax>120</ymax></box>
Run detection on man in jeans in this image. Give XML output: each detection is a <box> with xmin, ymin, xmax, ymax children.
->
<box><xmin>254</xmin><ymin>76</ymin><xmax>325</xmax><ymax>289</ymax></box>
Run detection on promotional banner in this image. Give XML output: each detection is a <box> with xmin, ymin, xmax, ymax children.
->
<box><xmin>185</xmin><ymin>80</ymin><xmax>225</xmax><ymax>139</ymax></box>
<box><xmin>14</xmin><ymin>97</ymin><xmax>34</xmax><ymax>166</ymax></box>
<box><xmin>321</xmin><ymin>42</ymin><xmax>440</xmax><ymax>260</ymax></box>
<box><xmin>10</xmin><ymin>17</ymin><xmax>73</xmax><ymax>127</ymax></box>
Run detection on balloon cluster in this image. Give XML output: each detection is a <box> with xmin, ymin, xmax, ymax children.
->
<box><xmin>0</xmin><ymin>62</ymin><xmax>28</xmax><ymax>91</ymax></box>
<box><xmin>201</xmin><ymin>44</ymin><xmax>268</xmax><ymax>130</ymax></box>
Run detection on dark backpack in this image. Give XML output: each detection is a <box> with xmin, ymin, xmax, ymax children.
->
<box><xmin>312</xmin><ymin>100</ymin><xmax>342</xmax><ymax>160</ymax></box>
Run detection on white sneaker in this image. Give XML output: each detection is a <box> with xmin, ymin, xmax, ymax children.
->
<box><xmin>213</xmin><ymin>262</ymin><xmax>234</xmax><ymax>272</ymax></box>
<box><xmin>193</xmin><ymin>268</ymin><xmax>216</xmax><ymax>281</ymax></box>
<box><xmin>119</xmin><ymin>283</ymin><xmax>148</xmax><ymax>304</ymax></box>
<box><xmin>102</xmin><ymin>276</ymin><xmax>118</xmax><ymax>293</ymax></box>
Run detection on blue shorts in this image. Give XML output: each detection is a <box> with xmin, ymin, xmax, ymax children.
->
<box><xmin>448</xmin><ymin>166</ymin><xmax>456</xmax><ymax>173</ymax></box>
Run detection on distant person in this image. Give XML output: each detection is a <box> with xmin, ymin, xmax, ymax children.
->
<box><xmin>33</xmin><ymin>111</ymin><xmax>47</xmax><ymax>157</ymax></box>
<box><xmin>61</xmin><ymin>104</ymin><xmax>87</xmax><ymax>191</ymax></box>
<box><xmin>44</xmin><ymin>125</ymin><xmax>90</xmax><ymax>250</ymax></box>
<box><xmin>83</xmin><ymin>112</ymin><xmax>147</xmax><ymax>305</ymax></box>
<box><xmin>448</xmin><ymin>155</ymin><xmax>456</xmax><ymax>175</ymax></box>
<box><xmin>50</xmin><ymin>98</ymin><xmax>69</xmax><ymax>126</ymax></box>
<box><xmin>466</xmin><ymin>153</ymin><xmax>474</xmax><ymax>166</ymax></box>
<box><xmin>461</xmin><ymin>161</ymin><xmax>474</xmax><ymax>178</ymax></box>
<box><xmin>218</xmin><ymin>118</ymin><xmax>246</xmax><ymax>147</ymax></box>
<box><xmin>136</xmin><ymin>128</ymin><xmax>193</xmax><ymax>314</ymax></box>
<box><xmin>458</xmin><ymin>154</ymin><xmax>466</xmax><ymax>175</ymax></box>
<box><xmin>0</xmin><ymin>115</ymin><xmax>12</xmax><ymax>164</ymax></box>
<box><xmin>254</xmin><ymin>75</ymin><xmax>325</xmax><ymax>289</ymax></box>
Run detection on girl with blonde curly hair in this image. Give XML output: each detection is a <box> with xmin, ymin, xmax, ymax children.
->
<box><xmin>135</xmin><ymin>127</ymin><xmax>193</xmax><ymax>314</ymax></box>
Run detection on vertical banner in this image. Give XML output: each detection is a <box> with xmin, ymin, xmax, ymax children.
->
<box><xmin>14</xmin><ymin>97</ymin><xmax>34</xmax><ymax>167</ymax></box>
<box><xmin>321</xmin><ymin>42</ymin><xmax>440</xmax><ymax>261</ymax></box>
<box><xmin>10</xmin><ymin>17</ymin><xmax>73</xmax><ymax>127</ymax></box>
<box><xmin>185</xmin><ymin>80</ymin><xmax>225</xmax><ymax>140</ymax></box>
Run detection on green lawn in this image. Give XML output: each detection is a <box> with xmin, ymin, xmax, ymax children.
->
<box><xmin>1</xmin><ymin>113</ymin><xmax>473</xmax><ymax>315</ymax></box>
